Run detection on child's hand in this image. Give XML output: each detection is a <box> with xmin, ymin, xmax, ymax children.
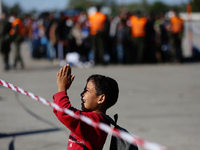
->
<box><xmin>57</xmin><ymin>64</ymin><xmax>75</xmax><ymax>92</ymax></box>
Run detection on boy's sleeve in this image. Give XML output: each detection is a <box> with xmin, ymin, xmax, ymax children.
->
<box><xmin>53</xmin><ymin>91</ymin><xmax>77</xmax><ymax>119</ymax></box>
<box><xmin>53</xmin><ymin>91</ymin><xmax>69</xmax><ymax>117</ymax></box>
<box><xmin>53</xmin><ymin>91</ymin><xmax>86</xmax><ymax>134</ymax></box>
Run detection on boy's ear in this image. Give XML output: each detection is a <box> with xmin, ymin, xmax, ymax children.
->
<box><xmin>98</xmin><ymin>94</ymin><xmax>105</xmax><ymax>104</ymax></box>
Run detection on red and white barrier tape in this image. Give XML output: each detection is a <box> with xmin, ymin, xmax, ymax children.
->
<box><xmin>0</xmin><ymin>79</ymin><xmax>170</xmax><ymax>150</ymax></box>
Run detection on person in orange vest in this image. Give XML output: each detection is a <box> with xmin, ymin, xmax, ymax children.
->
<box><xmin>129</xmin><ymin>11</ymin><xmax>147</xmax><ymax>63</ymax></box>
<box><xmin>9</xmin><ymin>13</ymin><xmax>25</xmax><ymax>69</ymax></box>
<box><xmin>88</xmin><ymin>5</ymin><xmax>107</xmax><ymax>65</ymax></box>
<box><xmin>169</xmin><ymin>10</ymin><xmax>184</xmax><ymax>63</ymax></box>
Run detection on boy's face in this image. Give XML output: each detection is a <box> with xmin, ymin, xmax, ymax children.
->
<box><xmin>81</xmin><ymin>80</ymin><xmax>100</xmax><ymax>112</ymax></box>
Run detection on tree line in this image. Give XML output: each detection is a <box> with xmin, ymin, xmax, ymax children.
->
<box><xmin>2</xmin><ymin>0</ymin><xmax>200</xmax><ymax>18</ymax></box>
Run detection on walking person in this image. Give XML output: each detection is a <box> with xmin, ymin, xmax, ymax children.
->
<box><xmin>0</xmin><ymin>13</ymin><xmax>12</xmax><ymax>71</ymax></box>
<box><xmin>9</xmin><ymin>13</ymin><xmax>25</xmax><ymax>69</ymax></box>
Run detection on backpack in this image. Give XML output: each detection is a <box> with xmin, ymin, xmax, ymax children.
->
<box><xmin>101</xmin><ymin>114</ymin><xmax>138</xmax><ymax>150</ymax></box>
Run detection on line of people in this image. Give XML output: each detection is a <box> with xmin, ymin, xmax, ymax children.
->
<box><xmin>0</xmin><ymin>7</ymin><xmax>184</xmax><ymax>70</ymax></box>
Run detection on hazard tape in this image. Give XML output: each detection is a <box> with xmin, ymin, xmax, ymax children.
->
<box><xmin>0</xmin><ymin>79</ymin><xmax>170</xmax><ymax>150</ymax></box>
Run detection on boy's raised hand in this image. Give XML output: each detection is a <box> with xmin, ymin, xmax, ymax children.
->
<box><xmin>57</xmin><ymin>64</ymin><xmax>75</xmax><ymax>92</ymax></box>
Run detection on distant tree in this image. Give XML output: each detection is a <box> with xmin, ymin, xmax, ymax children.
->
<box><xmin>10</xmin><ymin>3</ymin><xmax>23</xmax><ymax>16</ymax></box>
<box><xmin>2</xmin><ymin>2</ymin><xmax>10</xmax><ymax>15</ymax></box>
<box><xmin>67</xmin><ymin>0</ymin><xmax>118</xmax><ymax>12</ymax></box>
<box><xmin>141</xmin><ymin>0</ymin><xmax>149</xmax><ymax>12</ymax></box>
<box><xmin>191</xmin><ymin>0</ymin><xmax>200</xmax><ymax>12</ymax></box>
<box><xmin>67</xmin><ymin>0</ymin><xmax>95</xmax><ymax>11</ymax></box>
<box><xmin>149</xmin><ymin>1</ymin><xmax>170</xmax><ymax>14</ymax></box>
<box><xmin>126</xmin><ymin>3</ymin><xmax>144</xmax><ymax>13</ymax></box>
<box><xmin>171</xmin><ymin>5</ymin><xmax>184</xmax><ymax>13</ymax></box>
<box><xmin>28</xmin><ymin>9</ymin><xmax>38</xmax><ymax>15</ymax></box>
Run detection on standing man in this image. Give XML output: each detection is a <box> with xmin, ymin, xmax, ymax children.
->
<box><xmin>89</xmin><ymin>5</ymin><xmax>106</xmax><ymax>65</ymax></box>
<box><xmin>0</xmin><ymin>12</ymin><xmax>12</xmax><ymax>71</ymax></box>
<box><xmin>9</xmin><ymin>13</ymin><xmax>25</xmax><ymax>69</ymax></box>
<box><xmin>129</xmin><ymin>11</ymin><xmax>147</xmax><ymax>63</ymax></box>
<box><xmin>56</xmin><ymin>12</ymin><xmax>73</xmax><ymax>64</ymax></box>
<box><xmin>170</xmin><ymin>10</ymin><xmax>184</xmax><ymax>63</ymax></box>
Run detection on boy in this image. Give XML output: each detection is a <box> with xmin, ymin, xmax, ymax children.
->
<box><xmin>53</xmin><ymin>64</ymin><xmax>119</xmax><ymax>150</ymax></box>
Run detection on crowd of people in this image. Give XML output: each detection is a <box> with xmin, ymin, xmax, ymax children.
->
<box><xmin>0</xmin><ymin>6</ymin><xmax>185</xmax><ymax>70</ymax></box>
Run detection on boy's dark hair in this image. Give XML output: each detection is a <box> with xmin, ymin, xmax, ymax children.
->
<box><xmin>87</xmin><ymin>74</ymin><xmax>119</xmax><ymax>109</ymax></box>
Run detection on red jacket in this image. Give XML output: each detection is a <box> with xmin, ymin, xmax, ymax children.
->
<box><xmin>53</xmin><ymin>91</ymin><xmax>109</xmax><ymax>150</ymax></box>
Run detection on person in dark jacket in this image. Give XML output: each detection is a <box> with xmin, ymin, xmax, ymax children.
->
<box><xmin>0</xmin><ymin>13</ymin><xmax>12</xmax><ymax>71</ymax></box>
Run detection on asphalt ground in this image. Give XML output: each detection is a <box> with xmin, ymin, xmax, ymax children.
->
<box><xmin>0</xmin><ymin>42</ymin><xmax>200</xmax><ymax>150</ymax></box>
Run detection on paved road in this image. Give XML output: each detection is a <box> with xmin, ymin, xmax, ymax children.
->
<box><xmin>0</xmin><ymin>42</ymin><xmax>200</xmax><ymax>150</ymax></box>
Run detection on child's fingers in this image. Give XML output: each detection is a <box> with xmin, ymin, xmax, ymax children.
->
<box><xmin>71</xmin><ymin>75</ymin><xmax>75</xmax><ymax>82</ymax></box>
<box><xmin>62</xmin><ymin>65</ymin><xmax>67</xmax><ymax>76</ymax></box>
<box><xmin>59</xmin><ymin>68</ymin><xmax>63</xmax><ymax>77</ymax></box>
<box><xmin>66</xmin><ymin>64</ymin><xmax>71</xmax><ymax>77</ymax></box>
